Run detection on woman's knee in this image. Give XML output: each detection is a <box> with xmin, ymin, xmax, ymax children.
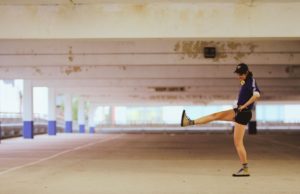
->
<box><xmin>211</xmin><ymin>113</ymin><xmax>219</xmax><ymax>120</ymax></box>
<box><xmin>234</xmin><ymin>139</ymin><xmax>244</xmax><ymax>148</ymax></box>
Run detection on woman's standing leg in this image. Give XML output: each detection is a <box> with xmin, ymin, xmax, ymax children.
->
<box><xmin>233</xmin><ymin>123</ymin><xmax>248</xmax><ymax>164</ymax></box>
<box><xmin>232</xmin><ymin>122</ymin><xmax>250</xmax><ymax>176</ymax></box>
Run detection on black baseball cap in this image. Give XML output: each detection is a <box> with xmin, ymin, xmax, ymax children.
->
<box><xmin>234</xmin><ymin>63</ymin><xmax>249</xmax><ymax>74</ymax></box>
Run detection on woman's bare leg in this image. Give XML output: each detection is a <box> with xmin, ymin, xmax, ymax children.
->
<box><xmin>233</xmin><ymin>123</ymin><xmax>248</xmax><ymax>164</ymax></box>
<box><xmin>194</xmin><ymin>109</ymin><xmax>235</xmax><ymax>125</ymax></box>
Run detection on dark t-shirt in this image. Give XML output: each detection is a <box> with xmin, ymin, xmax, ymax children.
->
<box><xmin>237</xmin><ymin>75</ymin><xmax>260</xmax><ymax>110</ymax></box>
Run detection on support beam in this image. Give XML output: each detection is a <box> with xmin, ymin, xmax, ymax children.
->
<box><xmin>1</xmin><ymin>40</ymin><xmax>300</xmax><ymax>67</ymax></box>
<box><xmin>0</xmin><ymin>65</ymin><xmax>299</xmax><ymax>79</ymax></box>
<box><xmin>31</xmin><ymin>78</ymin><xmax>300</xmax><ymax>88</ymax></box>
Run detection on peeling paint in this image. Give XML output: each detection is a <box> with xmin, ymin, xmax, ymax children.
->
<box><xmin>129</xmin><ymin>95</ymin><xmax>139</xmax><ymax>98</ymax></box>
<box><xmin>63</xmin><ymin>66</ymin><xmax>82</xmax><ymax>75</ymax></box>
<box><xmin>175</xmin><ymin>41</ymin><xmax>258</xmax><ymax>62</ymax></box>
<box><xmin>246</xmin><ymin>43</ymin><xmax>258</xmax><ymax>53</ymax></box>
<box><xmin>33</xmin><ymin>67</ymin><xmax>42</xmax><ymax>75</ymax></box>
<box><xmin>197</xmin><ymin>10</ymin><xmax>204</xmax><ymax>18</ymax></box>
<box><xmin>26</xmin><ymin>5</ymin><xmax>38</xmax><ymax>17</ymax></box>
<box><xmin>174</xmin><ymin>41</ymin><xmax>205</xmax><ymax>59</ymax></box>
<box><xmin>174</xmin><ymin>42</ymin><xmax>180</xmax><ymax>52</ymax></box>
<box><xmin>175</xmin><ymin>40</ymin><xmax>226</xmax><ymax>60</ymax></box>
<box><xmin>227</xmin><ymin>42</ymin><xmax>242</xmax><ymax>50</ymax></box>
<box><xmin>289</xmin><ymin>53</ymin><xmax>294</xmax><ymax>61</ymax></box>
<box><xmin>234</xmin><ymin>52</ymin><xmax>246</xmax><ymax>61</ymax></box>
<box><xmin>149</xmin><ymin>87</ymin><xmax>185</xmax><ymax>92</ymax></box>
<box><xmin>133</xmin><ymin>4</ymin><xmax>146</xmax><ymax>14</ymax></box>
<box><xmin>180</xmin><ymin>10</ymin><xmax>189</xmax><ymax>21</ymax></box>
<box><xmin>68</xmin><ymin>46</ymin><xmax>73</xmax><ymax>62</ymax></box>
<box><xmin>149</xmin><ymin>95</ymin><xmax>178</xmax><ymax>100</ymax></box>
<box><xmin>237</xmin><ymin>0</ymin><xmax>255</xmax><ymax>7</ymax></box>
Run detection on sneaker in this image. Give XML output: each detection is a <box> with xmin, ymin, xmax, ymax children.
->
<box><xmin>181</xmin><ymin>110</ymin><xmax>194</xmax><ymax>127</ymax></box>
<box><xmin>232</xmin><ymin>168</ymin><xmax>250</xmax><ymax>177</ymax></box>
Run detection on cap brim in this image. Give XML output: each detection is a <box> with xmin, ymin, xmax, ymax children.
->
<box><xmin>234</xmin><ymin>69</ymin><xmax>240</xmax><ymax>73</ymax></box>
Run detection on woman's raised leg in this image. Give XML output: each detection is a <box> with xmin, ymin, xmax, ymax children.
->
<box><xmin>194</xmin><ymin>109</ymin><xmax>235</xmax><ymax>125</ymax></box>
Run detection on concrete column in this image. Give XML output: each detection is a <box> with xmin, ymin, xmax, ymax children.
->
<box><xmin>248</xmin><ymin>104</ymin><xmax>257</xmax><ymax>135</ymax></box>
<box><xmin>64</xmin><ymin>94</ymin><xmax>72</xmax><ymax>133</ymax></box>
<box><xmin>48</xmin><ymin>87</ymin><xmax>56</xmax><ymax>135</ymax></box>
<box><xmin>110</xmin><ymin>106</ymin><xmax>116</xmax><ymax>126</ymax></box>
<box><xmin>78</xmin><ymin>98</ymin><xmax>85</xmax><ymax>133</ymax></box>
<box><xmin>88</xmin><ymin>104</ymin><xmax>96</xmax><ymax>133</ymax></box>
<box><xmin>22</xmin><ymin>80</ymin><xmax>34</xmax><ymax>139</ymax></box>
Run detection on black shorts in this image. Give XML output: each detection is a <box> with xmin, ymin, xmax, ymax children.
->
<box><xmin>234</xmin><ymin>108</ymin><xmax>252</xmax><ymax>125</ymax></box>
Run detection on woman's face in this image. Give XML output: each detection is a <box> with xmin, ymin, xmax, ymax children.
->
<box><xmin>238</xmin><ymin>73</ymin><xmax>247</xmax><ymax>81</ymax></box>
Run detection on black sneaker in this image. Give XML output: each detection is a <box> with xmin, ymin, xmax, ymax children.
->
<box><xmin>232</xmin><ymin>168</ymin><xmax>250</xmax><ymax>177</ymax></box>
<box><xmin>181</xmin><ymin>110</ymin><xmax>194</xmax><ymax>127</ymax></box>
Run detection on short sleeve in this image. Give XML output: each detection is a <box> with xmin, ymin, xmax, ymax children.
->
<box><xmin>251</xmin><ymin>78</ymin><xmax>260</xmax><ymax>94</ymax></box>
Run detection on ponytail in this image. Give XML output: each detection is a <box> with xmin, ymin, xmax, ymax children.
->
<box><xmin>248</xmin><ymin>71</ymin><xmax>253</xmax><ymax>77</ymax></box>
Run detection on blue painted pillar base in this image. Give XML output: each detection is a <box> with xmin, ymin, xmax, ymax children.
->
<box><xmin>248</xmin><ymin>121</ymin><xmax>257</xmax><ymax>135</ymax></box>
<box><xmin>89</xmin><ymin>127</ymin><xmax>95</xmax><ymax>134</ymax></box>
<box><xmin>23</xmin><ymin>121</ymin><xmax>34</xmax><ymax>139</ymax></box>
<box><xmin>48</xmin><ymin>121</ymin><xmax>57</xmax><ymax>136</ymax></box>
<box><xmin>65</xmin><ymin>121</ymin><xmax>73</xmax><ymax>133</ymax></box>
<box><xmin>79</xmin><ymin>125</ymin><xmax>85</xmax><ymax>133</ymax></box>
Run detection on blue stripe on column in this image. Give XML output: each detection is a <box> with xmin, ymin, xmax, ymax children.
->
<box><xmin>48</xmin><ymin>121</ymin><xmax>57</xmax><ymax>135</ymax></box>
<box><xmin>79</xmin><ymin>125</ymin><xmax>85</xmax><ymax>133</ymax></box>
<box><xmin>65</xmin><ymin>121</ymin><xmax>73</xmax><ymax>133</ymax></box>
<box><xmin>89</xmin><ymin>127</ymin><xmax>95</xmax><ymax>134</ymax></box>
<box><xmin>23</xmin><ymin>121</ymin><xmax>34</xmax><ymax>139</ymax></box>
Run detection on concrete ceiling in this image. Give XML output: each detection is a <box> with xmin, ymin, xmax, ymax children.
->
<box><xmin>1</xmin><ymin>0</ymin><xmax>297</xmax><ymax>5</ymax></box>
<box><xmin>0</xmin><ymin>1</ymin><xmax>299</xmax><ymax>105</ymax></box>
<box><xmin>0</xmin><ymin>39</ymin><xmax>299</xmax><ymax>105</ymax></box>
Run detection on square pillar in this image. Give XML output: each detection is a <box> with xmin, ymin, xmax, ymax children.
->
<box><xmin>22</xmin><ymin>80</ymin><xmax>34</xmax><ymax>139</ymax></box>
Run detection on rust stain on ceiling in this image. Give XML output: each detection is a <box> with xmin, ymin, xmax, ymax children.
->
<box><xmin>174</xmin><ymin>41</ymin><xmax>258</xmax><ymax>62</ymax></box>
<box><xmin>227</xmin><ymin>42</ymin><xmax>242</xmax><ymax>50</ymax></box>
<box><xmin>180</xmin><ymin>10</ymin><xmax>189</xmax><ymax>21</ymax></box>
<box><xmin>63</xmin><ymin>65</ymin><xmax>82</xmax><ymax>76</ymax></box>
<box><xmin>234</xmin><ymin>52</ymin><xmax>246</xmax><ymax>61</ymax></box>
<box><xmin>33</xmin><ymin>67</ymin><xmax>42</xmax><ymax>75</ymax></box>
<box><xmin>149</xmin><ymin>87</ymin><xmax>185</xmax><ymax>92</ymax></box>
<box><xmin>133</xmin><ymin>4</ymin><xmax>146</xmax><ymax>14</ymax></box>
<box><xmin>174</xmin><ymin>41</ymin><xmax>203</xmax><ymax>59</ymax></box>
<box><xmin>149</xmin><ymin>95</ymin><xmax>179</xmax><ymax>100</ymax></box>
<box><xmin>68</xmin><ymin>46</ymin><xmax>73</xmax><ymax>62</ymax></box>
<box><xmin>237</xmin><ymin>0</ymin><xmax>255</xmax><ymax>7</ymax></box>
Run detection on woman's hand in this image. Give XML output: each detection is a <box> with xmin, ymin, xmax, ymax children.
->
<box><xmin>238</xmin><ymin>105</ymin><xmax>247</xmax><ymax>112</ymax></box>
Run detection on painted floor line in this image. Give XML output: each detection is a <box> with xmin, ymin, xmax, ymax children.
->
<box><xmin>0</xmin><ymin>134</ymin><xmax>123</xmax><ymax>176</ymax></box>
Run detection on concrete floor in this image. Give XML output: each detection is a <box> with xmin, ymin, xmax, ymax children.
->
<box><xmin>0</xmin><ymin>132</ymin><xmax>299</xmax><ymax>194</ymax></box>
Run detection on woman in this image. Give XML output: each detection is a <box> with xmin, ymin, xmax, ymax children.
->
<box><xmin>181</xmin><ymin>63</ymin><xmax>261</xmax><ymax>177</ymax></box>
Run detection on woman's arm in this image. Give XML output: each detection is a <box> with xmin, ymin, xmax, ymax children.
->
<box><xmin>238</xmin><ymin>92</ymin><xmax>260</xmax><ymax>111</ymax></box>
